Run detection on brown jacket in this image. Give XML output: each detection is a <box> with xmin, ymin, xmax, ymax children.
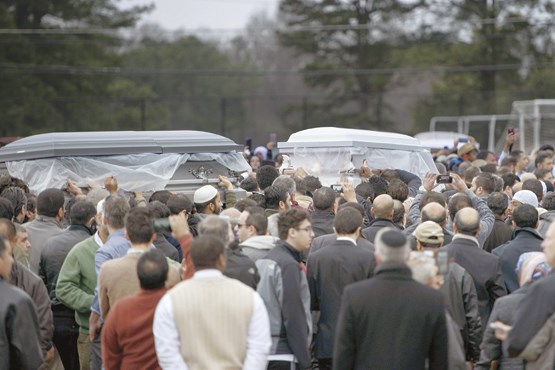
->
<box><xmin>98</xmin><ymin>250</ymin><xmax>180</xmax><ymax>319</ymax></box>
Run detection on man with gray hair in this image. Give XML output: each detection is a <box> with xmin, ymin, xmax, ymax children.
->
<box><xmin>441</xmin><ymin>208</ymin><xmax>506</xmax><ymax>327</ymax></box>
<box><xmin>310</xmin><ymin>186</ymin><xmax>336</xmax><ymax>238</ymax></box>
<box><xmin>199</xmin><ymin>215</ymin><xmax>259</xmax><ymax>289</ymax></box>
<box><xmin>334</xmin><ymin>228</ymin><xmax>447</xmax><ymax>369</ymax></box>
<box><xmin>413</xmin><ymin>221</ymin><xmax>482</xmax><ymax>363</ymax></box>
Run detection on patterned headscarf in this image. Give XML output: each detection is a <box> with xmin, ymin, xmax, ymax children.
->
<box><xmin>517</xmin><ymin>252</ymin><xmax>552</xmax><ymax>287</ymax></box>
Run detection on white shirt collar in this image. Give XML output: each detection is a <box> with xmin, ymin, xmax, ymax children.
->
<box><xmin>193</xmin><ymin>269</ymin><xmax>223</xmax><ymax>279</ymax></box>
<box><xmin>336</xmin><ymin>236</ymin><xmax>357</xmax><ymax>246</ymax></box>
<box><xmin>127</xmin><ymin>248</ymin><xmax>147</xmax><ymax>256</ymax></box>
<box><xmin>94</xmin><ymin>232</ymin><xmax>103</xmax><ymax>247</ymax></box>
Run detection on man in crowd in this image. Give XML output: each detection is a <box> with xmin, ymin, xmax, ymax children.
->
<box><xmin>492</xmin><ymin>204</ymin><xmax>543</xmax><ymax>293</ymax></box>
<box><xmin>237</xmin><ymin>206</ymin><xmax>279</xmax><ymax>262</ymax></box>
<box><xmin>413</xmin><ymin>221</ymin><xmax>482</xmax><ymax>363</ymax></box>
<box><xmin>40</xmin><ymin>200</ymin><xmax>97</xmax><ymax>370</ymax></box>
<box><xmin>506</xmin><ymin>221</ymin><xmax>555</xmax><ymax>359</ymax></box>
<box><xmin>154</xmin><ymin>235</ymin><xmax>271</xmax><ymax>369</ymax></box>
<box><xmin>25</xmin><ymin>188</ymin><xmax>65</xmax><ymax>274</ymax></box>
<box><xmin>307</xmin><ymin>207</ymin><xmax>375</xmax><ymax>369</ymax></box>
<box><xmin>98</xmin><ymin>207</ymin><xmax>179</xmax><ymax>319</ymax></box>
<box><xmin>13</xmin><ymin>223</ymin><xmax>31</xmax><ymax>267</ymax></box>
<box><xmin>310</xmin><ymin>202</ymin><xmax>374</xmax><ymax>255</ymax></box>
<box><xmin>102</xmin><ymin>250</ymin><xmax>170</xmax><ymax>370</ymax></box>
<box><xmin>265</xmin><ymin>184</ymin><xmax>291</xmax><ymax>237</ymax></box>
<box><xmin>257</xmin><ymin>208</ymin><xmax>314</xmax><ymax>369</ymax></box>
<box><xmin>361</xmin><ymin>194</ymin><xmax>397</xmax><ymax>242</ymax></box>
<box><xmin>147</xmin><ymin>201</ymin><xmax>180</xmax><ymax>262</ymax></box>
<box><xmin>333</xmin><ymin>228</ymin><xmax>448</xmax><ymax>369</ymax></box>
<box><xmin>198</xmin><ymin>215</ymin><xmax>259</xmax><ymax>289</ymax></box>
<box><xmin>310</xmin><ymin>187</ymin><xmax>336</xmax><ymax>238</ymax></box>
<box><xmin>534</xmin><ymin>150</ymin><xmax>554</xmax><ymax>174</ymax></box>
<box><xmin>0</xmin><ymin>234</ymin><xmax>44</xmax><ymax>369</ymax></box>
<box><xmin>90</xmin><ymin>195</ymin><xmax>131</xmax><ymax>368</ymax></box>
<box><xmin>1</xmin><ymin>218</ymin><xmax>54</xmax><ymax>364</ymax></box>
<box><xmin>483</xmin><ymin>192</ymin><xmax>512</xmax><ymax>253</ymax></box>
<box><xmin>57</xmin><ymin>199</ymin><xmax>108</xmax><ymax>370</ymax></box>
<box><xmin>442</xmin><ymin>208</ymin><xmax>506</xmax><ymax>327</ymax></box>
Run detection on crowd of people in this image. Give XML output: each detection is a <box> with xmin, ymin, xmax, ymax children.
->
<box><xmin>1</xmin><ymin>129</ymin><xmax>555</xmax><ymax>370</ymax></box>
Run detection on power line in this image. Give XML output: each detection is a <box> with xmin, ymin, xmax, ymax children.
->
<box><xmin>1</xmin><ymin>61</ymin><xmax>553</xmax><ymax>77</ymax></box>
<box><xmin>0</xmin><ymin>16</ymin><xmax>551</xmax><ymax>36</ymax></box>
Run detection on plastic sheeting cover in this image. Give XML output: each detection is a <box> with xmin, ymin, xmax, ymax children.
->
<box><xmin>290</xmin><ymin>147</ymin><xmax>436</xmax><ymax>186</ymax></box>
<box><xmin>7</xmin><ymin>152</ymin><xmax>250</xmax><ymax>194</ymax></box>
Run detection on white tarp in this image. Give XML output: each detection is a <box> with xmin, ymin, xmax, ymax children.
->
<box><xmin>279</xmin><ymin>127</ymin><xmax>437</xmax><ymax>186</ymax></box>
<box><xmin>7</xmin><ymin>152</ymin><xmax>250</xmax><ymax>194</ymax></box>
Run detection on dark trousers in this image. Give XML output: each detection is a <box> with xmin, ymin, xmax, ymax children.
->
<box><xmin>268</xmin><ymin>360</ymin><xmax>299</xmax><ymax>370</ymax></box>
<box><xmin>53</xmin><ymin>314</ymin><xmax>80</xmax><ymax>370</ymax></box>
<box><xmin>318</xmin><ymin>358</ymin><xmax>332</xmax><ymax>370</ymax></box>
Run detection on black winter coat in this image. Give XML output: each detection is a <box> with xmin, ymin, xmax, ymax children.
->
<box><xmin>492</xmin><ymin>227</ymin><xmax>543</xmax><ymax>293</ymax></box>
<box><xmin>333</xmin><ymin>262</ymin><xmax>448</xmax><ymax>370</ymax></box>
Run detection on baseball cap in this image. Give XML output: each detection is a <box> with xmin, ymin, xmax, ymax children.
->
<box><xmin>413</xmin><ymin>221</ymin><xmax>444</xmax><ymax>244</ymax></box>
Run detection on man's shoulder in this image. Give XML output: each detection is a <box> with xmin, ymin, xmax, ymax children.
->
<box><xmin>228</xmin><ymin>248</ymin><xmax>256</xmax><ymax>267</ymax></box>
<box><xmin>71</xmin><ymin>236</ymin><xmax>98</xmax><ymax>253</ymax></box>
<box><xmin>311</xmin><ymin>240</ymin><xmax>372</xmax><ymax>260</ymax></box>
<box><xmin>97</xmin><ymin>234</ymin><xmax>129</xmax><ymax>254</ymax></box>
<box><xmin>24</xmin><ymin>218</ymin><xmax>61</xmax><ymax>232</ymax></box>
<box><xmin>528</xmin><ymin>273</ymin><xmax>555</xmax><ymax>300</ymax></box>
<box><xmin>101</xmin><ymin>255</ymin><xmax>135</xmax><ymax>273</ymax></box>
<box><xmin>0</xmin><ymin>281</ymin><xmax>34</xmax><ymax>306</ymax></box>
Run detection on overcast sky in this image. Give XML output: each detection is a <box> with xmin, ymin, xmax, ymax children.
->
<box><xmin>125</xmin><ymin>0</ymin><xmax>280</xmax><ymax>31</ymax></box>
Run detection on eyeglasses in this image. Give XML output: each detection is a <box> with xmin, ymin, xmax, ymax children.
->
<box><xmin>236</xmin><ymin>223</ymin><xmax>250</xmax><ymax>229</ymax></box>
<box><xmin>296</xmin><ymin>226</ymin><xmax>313</xmax><ymax>233</ymax></box>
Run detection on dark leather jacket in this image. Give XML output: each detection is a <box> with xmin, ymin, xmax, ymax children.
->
<box><xmin>440</xmin><ymin>262</ymin><xmax>483</xmax><ymax>361</ymax></box>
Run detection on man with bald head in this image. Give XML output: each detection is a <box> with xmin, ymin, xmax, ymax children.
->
<box><xmin>441</xmin><ymin>208</ymin><xmax>506</xmax><ymax>326</ymax></box>
<box><xmin>421</xmin><ymin>202</ymin><xmax>453</xmax><ymax>244</ymax></box>
<box><xmin>362</xmin><ymin>194</ymin><xmax>397</xmax><ymax>243</ymax></box>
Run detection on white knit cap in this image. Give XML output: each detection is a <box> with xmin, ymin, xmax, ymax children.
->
<box><xmin>194</xmin><ymin>185</ymin><xmax>218</xmax><ymax>204</ymax></box>
<box><xmin>513</xmin><ymin>190</ymin><xmax>539</xmax><ymax>208</ymax></box>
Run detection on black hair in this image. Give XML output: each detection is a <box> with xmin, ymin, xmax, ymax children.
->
<box><xmin>256</xmin><ymin>165</ymin><xmax>279</xmax><ymax>191</ymax></box>
<box><xmin>512</xmin><ymin>204</ymin><xmax>538</xmax><ymax>229</ymax></box>
<box><xmin>149</xmin><ymin>190</ymin><xmax>173</xmax><ymax>205</ymax></box>
<box><xmin>37</xmin><ymin>188</ymin><xmax>65</xmax><ymax>218</ymax></box>
<box><xmin>240</xmin><ymin>176</ymin><xmax>259</xmax><ymax>192</ymax></box>
<box><xmin>147</xmin><ymin>200</ymin><xmax>171</xmax><ymax>219</ymax></box>
<box><xmin>166</xmin><ymin>194</ymin><xmax>193</xmax><ymax>215</ymax></box>
<box><xmin>70</xmin><ymin>201</ymin><xmax>97</xmax><ymax>226</ymax></box>
<box><xmin>487</xmin><ymin>192</ymin><xmax>509</xmax><ymax>216</ymax></box>
<box><xmin>264</xmin><ymin>185</ymin><xmax>288</xmax><ymax>210</ymax></box>
<box><xmin>0</xmin><ymin>187</ymin><xmax>27</xmax><ymax>218</ymax></box>
<box><xmin>522</xmin><ymin>179</ymin><xmax>543</xmax><ymax>202</ymax></box>
<box><xmin>137</xmin><ymin>249</ymin><xmax>168</xmax><ymax>290</ymax></box>
<box><xmin>0</xmin><ymin>198</ymin><xmax>14</xmax><ymax>221</ymax></box>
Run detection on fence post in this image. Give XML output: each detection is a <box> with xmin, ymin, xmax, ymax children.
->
<box><xmin>221</xmin><ymin>97</ymin><xmax>227</xmax><ymax>136</ymax></box>
<box><xmin>302</xmin><ymin>97</ymin><xmax>308</xmax><ymax>129</ymax></box>
<box><xmin>140</xmin><ymin>99</ymin><xmax>146</xmax><ymax>131</ymax></box>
